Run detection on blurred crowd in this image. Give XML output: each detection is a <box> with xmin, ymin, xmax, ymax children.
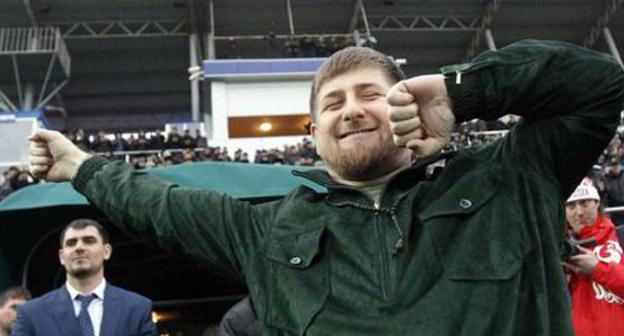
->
<box><xmin>60</xmin><ymin>126</ymin><xmax>322</xmax><ymax>169</ymax></box>
<box><xmin>225</xmin><ymin>34</ymin><xmax>377</xmax><ymax>59</ymax></box>
<box><xmin>4</xmin><ymin>116</ymin><xmax>624</xmax><ymax>216</ymax></box>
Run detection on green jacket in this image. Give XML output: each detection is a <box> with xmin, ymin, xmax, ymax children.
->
<box><xmin>73</xmin><ymin>40</ymin><xmax>624</xmax><ymax>335</ymax></box>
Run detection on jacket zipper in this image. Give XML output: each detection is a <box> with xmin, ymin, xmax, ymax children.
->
<box><xmin>336</xmin><ymin>199</ymin><xmax>406</xmax><ymax>301</ymax></box>
<box><xmin>374</xmin><ymin>209</ymin><xmax>390</xmax><ymax>300</ymax></box>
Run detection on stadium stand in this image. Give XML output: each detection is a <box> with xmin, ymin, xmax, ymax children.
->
<box><xmin>1</xmin><ymin>0</ymin><xmax>624</xmax><ymax>334</ymax></box>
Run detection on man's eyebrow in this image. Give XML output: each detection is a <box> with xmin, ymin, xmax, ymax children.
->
<box><xmin>320</xmin><ymin>83</ymin><xmax>384</xmax><ymax>102</ymax></box>
<box><xmin>65</xmin><ymin>235</ymin><xmax>98</xmax><ymax>243</ymax></box>
<box><xmin>319</xmin><ymin>90</ymin><xmax>344</xmax><ymax>102</ymax></box>
<box><xmin>355</xmin><ymin>83</ymin><xmax>384</xmax><ymax>90</ymax></box>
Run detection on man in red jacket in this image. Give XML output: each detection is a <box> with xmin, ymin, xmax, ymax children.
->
<box><xmin>564</xmin><ymin>178</ymin><xmax>624</xmax><ymax>336</ymax></box>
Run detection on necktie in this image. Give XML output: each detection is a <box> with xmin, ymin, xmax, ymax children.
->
<box><xmin>76</xmin><ymin>294</ymin><xmax>97</xmax><ymax>336</ymax></box>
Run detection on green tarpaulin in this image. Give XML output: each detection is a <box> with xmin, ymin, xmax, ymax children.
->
<box><xmin>0</xmin><ymin>162</ymin><xmax>326</xmax><ymax>290</ymax></box>
<box><xmin>0</xmin><ymin>161</ymin><xmax>325</xmax><ymax>212</ymax></box>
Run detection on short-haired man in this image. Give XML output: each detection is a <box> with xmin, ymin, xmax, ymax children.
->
<box><xmin>563</xmin><ymin>178</ymin><xmax>624</xmax><ymax>336</ymax></box>
<box><xmin>12</xmin><ymin>219</ymin><xmax>156</xmax><ymax>336</ymax></box>
<box><xmin>0</xmin><ymin>287</ymin><xmax>30</xmax><ymax>336</ymax></box>
<box><xmin>28</xmin><ymin>40</ymin><xmax>624</xmax><ymax>335</ymax></box>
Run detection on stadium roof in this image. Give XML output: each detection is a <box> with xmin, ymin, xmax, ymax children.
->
<box><xmin>0</xmin><ymin>0</ymin><xmax>623</xmax><ymax>131</ymax></box>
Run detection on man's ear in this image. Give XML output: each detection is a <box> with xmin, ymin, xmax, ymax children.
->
<box><xmin>309</xmin><ymin>123</ymin><xmax>323</xmax><ymax>157</ymax></box>
<box><xmin>58</xmin><ymin>248</ymin><xmax>65</xmax><ymax>266</ymax></box>
<box><xmin>103</xmin><ymin>244</ymin><xmax>112</xmax><ymax>261</ymax></box>
<box><xmin>309</xmin><ymin>122</ymin><xmax>318</xmax><ymax>137</ymax></box>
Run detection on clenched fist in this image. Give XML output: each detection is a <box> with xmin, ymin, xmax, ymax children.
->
<box><xmin>29</xmin><ymin>129</ymin><xmax>91</xmax><ymax>181</ymax></box>
<box><xmin>386</xmin><ymin>74</ymin><xmax>455</xmax><ymax>157</ymax></box>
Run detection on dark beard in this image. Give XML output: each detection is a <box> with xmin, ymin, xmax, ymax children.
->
<box><xmin>70</xmin><ymin>268</ymin><xmax>93</xmax><ymax>279</ymax></box>
<box><xmin>69</xmin><ymin>264</ymin><xmax>100</xmax><ymax>279</ymax></box>
<box><xmin>325</xmin><ymin>143</ymin><xmax>403</xmax><ymax>181</ymax></box>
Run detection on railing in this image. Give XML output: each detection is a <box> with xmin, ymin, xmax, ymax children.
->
<box><xmin>0</xmin><ymin>27</ymin><xmax>58</xmax><ymax>53</ymax></box>
<box><xmin>0</xmin><ymin>27</ymin><xmax>70</xmax><ymax>76</ymax></box>
<box><xmin>97</xmin><ymin>147</ymin><xmax>210</xmax><ymax>163</ymax></box>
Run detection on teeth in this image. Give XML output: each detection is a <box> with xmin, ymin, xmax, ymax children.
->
<box><xmin>343</xmin><ymin>129</ymin><xmax>374</xmax><ymax>138</ymax></box>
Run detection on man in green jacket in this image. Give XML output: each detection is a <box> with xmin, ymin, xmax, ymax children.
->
<box><xmin>28</xmin><ymin>40</ymin><xmax>624</xmax><ymax>335</ymax></box>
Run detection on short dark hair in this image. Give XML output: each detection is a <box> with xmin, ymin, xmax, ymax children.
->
<box><xmin>0</xmin><ymin>287</ymin><xmax>31</xmax><ymax>307</ymax></box>
<box><xmin>59</xmin><ymin>219</ymin><xmax>110</xmax><ymax>246</ymax></box>
<box><xmin>309</xmin><ymin>47</ymin><xmax>405</xmax><ymax>120</ymax></box>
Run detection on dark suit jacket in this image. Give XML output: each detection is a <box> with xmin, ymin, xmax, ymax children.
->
<box><xmin>12</xmin><ymin>284</ymin><xmax>156</xmax><ymax>336</ymax></box>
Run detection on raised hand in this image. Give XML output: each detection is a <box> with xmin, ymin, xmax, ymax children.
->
<box><xmin>386</xmin><ymin>74</ymin><xmax>455</xmax><ymax>157</ymax></box>
<box><xmin>29</xmin><ymin>129</ymin><xmax>91</xmax><ymax>181</ymax></box>
<box><xmin>565</xmin><ymin>245</ymin><xmax>599</xmax><ymax>277</ymax></box>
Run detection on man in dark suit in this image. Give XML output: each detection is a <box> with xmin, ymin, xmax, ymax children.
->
<box><xmin>12</xmin><ymin>219</ymin><xmax>156</xmax><ymax>336</ymax></box>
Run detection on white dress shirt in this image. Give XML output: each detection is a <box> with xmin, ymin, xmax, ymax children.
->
<box><xmin>66</xmin><ymin>279</ymin><xmax>106</xmax><ymax>336</ymax></box>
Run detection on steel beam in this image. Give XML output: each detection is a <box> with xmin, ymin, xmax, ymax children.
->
<box><xmin>35</xmin><ymin>79</ymin><xmax>68</xmax><ymax>109</ymax></box>
<box><xmin>0</xmin><ymin>89</ymin><xmax>18</xmax><ymax>112</ymax></box>
<box><xmin>24</xmin><ymin>84</ymin><xmax>34</xmax><ymax>110</ymax></box>
<box><xmin>11</xmin><ymin>55</ymin><xmax>24</xmax><ymax>107</ymax></box>
<box><xmin>358</xmin><ymin>0</ymin><xmax>371</xmax><ymax>36</ymax></box>
<box><xmin>37</xmin><ymin>54</ymin><xmax>57</xmax><ymax>106</ymax></box>
<box><xmin>583</xmin><ymin>0</ymin><xmax>623</xmax><ymax>48</ymax></box>
<box><xmin>349</xmin><ymin>0</ymin><xmax>362</xmax><ymax>33</ymax></box>
<box><xmin>484</xmin><ymin>28</ymin><xmax>497</xmax><ymax>51</ymax></box>
<box><xmin>213</xmin><ymin>33</ymin><xmax>353</xmax><ymax>41</ymax></box>
<box><xmin>207</xmin><ymin>0</ymin><xmax>216</xmax><ymax>59</ymax></box>
<box><xmin>21</xmin><ymin>0</ymin><xmax>38</xmax><ymax>28</ymax></box>
<box><xmin>369</xmin><ymin>15</ymin><xmax>480</xmax><ymax>32</ymax></box>
<box><xmin>354</xmin><ymin>30</ymin><xmax>362</xmax><ymax>47</ymax></box>
<box><xmin>603</xmin><ymin>27</ymin><xmax>624</xmax><ymax>68</ymax></box>
<box><xmin>50</xmin><ymin>20</ymin><xmax>190</xmax><ymax>39</ymax></box>
<box><xmin>286</xmin><ymin>0</ymin><xmax>296</xmax><ymax>35</ymax></box>
<box><xmin>464</xmin><ymin>0</ymin><xmax>503</xmax><ymax>61</ymax></box>
<box><xmin>190</xmin><ymin>33</ymin><xmax>201</xmax><ymax>121</ymax></box>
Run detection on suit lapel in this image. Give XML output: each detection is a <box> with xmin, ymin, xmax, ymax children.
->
<box><xmin>50</xmin><ymin>286</ymin><xmax>81</xmax><ymax>335</ymax></box>
<box><xmin>100</xmin><ymin>284</ymin><xmax>121</xmax><ymax>336</ymax></box>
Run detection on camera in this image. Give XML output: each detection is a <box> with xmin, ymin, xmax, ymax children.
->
<box><xmin>561</xmin><ymin>235</ymin><xmax>596</xmax><ymax>261</ymax></box>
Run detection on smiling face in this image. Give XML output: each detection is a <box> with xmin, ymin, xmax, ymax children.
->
<box><xmin>566</xmin><ymin>199</ymin><xmax>600</xmax><ymax>233</ymax></box>
<box><xmin>59</xmin><ymin>226</ymin><xmax>111</xmax><ymax>280</ymax></box>
<box><xmin>310</xmin><ymin>67</ymin><xmax>410</xmax><ymax>181</ymax></box>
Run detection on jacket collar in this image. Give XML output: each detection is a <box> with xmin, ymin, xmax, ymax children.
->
<box><xmin>100</xmin><ymin>284</ymin><xmax>122</xmax><ymax>336</ymax></box>
<box><xmin>292</xmin><ymin>151</ymin><xmax>456</xmax><ymax>191</ymax></box>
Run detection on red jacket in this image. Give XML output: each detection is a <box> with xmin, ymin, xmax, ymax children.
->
<box><xmin>569</xmin><ymin>215</ymin><xmax>624</xmax><ymax>336</ymax></box>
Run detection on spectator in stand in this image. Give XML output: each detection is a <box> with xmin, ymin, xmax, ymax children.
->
<box><xmin>0</xmin><ymin>167</ymin><xmax>19</xmax><ymax>201</ymax></box>
<box><xmin>149</xmin><ymin>130</ymin><xmax>166</xmax><ymax>150</ymax></box>
<box><xmin>13</xmin><ymin>170</ymin><xmax>35</xmax><ymax>190</ymax></box>
<box><xmin>126</xmin><ymin>134</ymin><xmax>137</xmax><ymax>151</ymax></box>
<box><xmin>0</xmin><ymin>167</ymin><xmax>37</xmax><ymax>201</ymax></box>
<box><xmin>604</xmin><ymin>157</ymin><xmax>624</xmax><ymax>225</ymax></box>
<box><xmin>594</xmin><ymin>174</ymin><xmax>610</xmax><ymax>209</ymax></box>
<box><xmin>91</xmin><ymin>131</ymin><xmax>113</xmax><ymax>153</ymax></box>
<box><xmin>144</xmin><ymin>155</ymin><xmax>159</xmax><ymax>168</ymax></box>
<box><xmin>563</xmin><ymin>178</ymin><xmax>624</xmax><ymax>336</ymax></box>
<box><xmin>240</xmin><ymin>152</ymin><xmax>250</xmax><ymax>163</ymax></box>
<box><xmin>182</xmin><ymin>149</ymin><xmax>196</xmax><ymax>163</ymax></box>
<box><xmin>111</xmin><ymin>132</ymin><xmax>127</xmax><ymax>153</ymax></box>
<box><xmin>197</xmin><ymin>147</ymin><xmax>214</xmax><ymax>161</ymax></box>
<box><xmin>195</xmin><ymin>129</ymin><xmax>207</xmax><ymax>148</ymax></box>
<box><xmin>233</xmin><ymin>149</ymin><xmax>244</xmax><ymax>162</ymax></box>
<box><xmin>134</xmin><ymin>130</ymin><xmax>149</xmax><ymax>151</ymax></box>
<box><xmin>0</xmin><ymin>287</ymin><xmax>31</xmax><ymax>336</ymax></box>
<box><xmin>166</xmin><ymin>127</ymin><xmax>182</xmax><ymax>149</ymax></box>
<box><xmin>181</xmin><ymin>129</ymin><xmax>196</xmax><ymax>149</ymax></box>
<box><xmin>73</xmin><ymin>129</ymin><xmax>90</xmax><ymax>151</ymax></box>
